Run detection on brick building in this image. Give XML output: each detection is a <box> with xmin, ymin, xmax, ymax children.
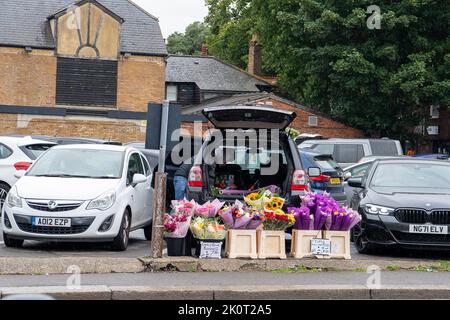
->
<box><xmin>0</xmin><ymin>0</ymin><xmax>167</xmax><ymax>142</ymax></box>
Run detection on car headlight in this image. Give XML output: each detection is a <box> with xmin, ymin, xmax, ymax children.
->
<box><xmin>364</xmin><ymin>204</ymin><xmax>394</xmax><ymax>215</ymax></box>
<box><xmin>87</xmin><ymin>191</ymin><xmax>116</xmax><ymax>211</ymax></box>
<box><xmin>7</xmin><ymin>186</ymin><xmax>22</xmax><ymax>208</ymax></box>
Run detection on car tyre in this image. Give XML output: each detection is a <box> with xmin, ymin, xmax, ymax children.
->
<box><xmin>143</xmin><ymin>221</ymin><xmax>152</xmax><ymax>241</ymax></box>
<box><xmin>0</xmin><ymin>182</ymin><xmax>10</xmax><ymax>212</ymax></box>
<box><xmin>353</xmin><ymin>221</ymin><xmax>375</xmax><ymax>254</ymax></box>
<box><xmin>3</xmin><ymin>232</ymin><xmax>24</xmax><ymax>248</ymax></box>
<box><xmin>111</xmin><ymin>210</ymin><xmax>131</xmax><ymax>252</ymax></box>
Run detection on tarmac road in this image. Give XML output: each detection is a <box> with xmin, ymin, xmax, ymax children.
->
<box><xmin>2</xmin><ymin>227</ymin><xmax>450</xmax><ymax>261</ymax></box>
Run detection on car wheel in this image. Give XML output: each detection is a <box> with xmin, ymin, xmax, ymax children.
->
<box><xmin>143</xmin><ymin>222</ymin><xmax>152</xmax><ymax>241</ymax></box>
<box><xmin>0</xmin><ymin>183</ymin><xmax>10</xmax><ymax>212</ymax></box>
<box><xmin>353</xmin><ymin>221</ymin><xmax>375</xmax><ymax>254</ymax></box>
<box><xmin>3</xmin><ymin>232</ymin><xmax>24</xmax><ymax>248</ymax></box>
<box><xmin>111</xmin><ymin>210</ymin><xmax>131</xmax><ymax>251</ymax></box>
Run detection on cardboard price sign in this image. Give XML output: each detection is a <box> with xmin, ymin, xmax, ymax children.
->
<box><xmin>199</xmin><ymin>241</ymin><xmax>222</xmax><ymax>259</ymax></box>
<box><xmin>311</xmin><ymin>238</ymin><xmax>331</xmax><ymax>256</ymax></box>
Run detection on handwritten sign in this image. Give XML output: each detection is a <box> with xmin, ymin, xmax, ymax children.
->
<box><xmin>311</xmin><ymin>238</ymin><xmax>331</xmax><ymax>256</ymax></box>
<box><xmin>199</xmin><ymin>241</ymin><xmax>222</xmax><ymax>259</ymax></box>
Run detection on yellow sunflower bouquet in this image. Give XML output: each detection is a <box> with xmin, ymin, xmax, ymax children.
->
<box><xmin>244</xmin><ymin>189</ymin><xmax>273</xmax><ymax>210</ymax></box>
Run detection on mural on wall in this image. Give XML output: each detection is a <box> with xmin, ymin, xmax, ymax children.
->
<box><xmin>50</xmin><ymin>0</ymin><xmax>123</xmax><ymax>60</ymax></box>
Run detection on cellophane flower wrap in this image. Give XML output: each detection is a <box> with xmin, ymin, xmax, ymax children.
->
<box><xmin>261</xmin><ymin>209</ymin><xmax>295</xmax><ymax>231</ymax></box>
<box><xmin>163</xmin><ymin>213</ymin><xmax>192</xmax><ymax>238</ymax></box>
<box><xmin>218</xmin><ymin>200</ymin><xmax>253</xmax><ymax>229</ymax></box>
<box><xmin>171</xmin><ymin>198</ymin><xmax>197</xmax><ymax>216</ymax></box>
<box><xmin>244</xmin><ymin>190</ymin><xmax>272</xmax><ymax>210</ymax></box>
<box><xmin>194</xmin><ymin>199</ymin><xmax>225</xmax><ymax>218</ymax></box>
<box><xmin>190</xmin><ymin>216</ymin><xmax>227</xmax><ymax>240</ymax></box>
<box><xmin>292</xmin><ymin>192</ymin><xmax>362</xmax><ymax>231</ymax></box>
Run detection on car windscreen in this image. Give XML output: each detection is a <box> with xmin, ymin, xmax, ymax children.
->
<box><xmin>20</xmin><ymin>144</ymin><xmax>54</xmax><ymax>160</ymax></box>
<box><xmin>27</xmin><ymin>149</ymin><xmax>124</xmax><ymax>179</ymax></box>
<box><xmin>371</xmin><ymin>163</ymin><xmax>450</xmax><ymax>189</ymax></box>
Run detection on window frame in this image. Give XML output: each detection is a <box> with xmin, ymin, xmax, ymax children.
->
<box><xmin>166</xmin><ymin>84</ymin><xmax>178</xmax><ymax>102</ymax></box>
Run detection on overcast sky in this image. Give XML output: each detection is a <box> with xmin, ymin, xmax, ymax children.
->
<box><xmin>132</xmin><ymin>0</ymin><xmax>209</xmax><ymax>39</ymax></box>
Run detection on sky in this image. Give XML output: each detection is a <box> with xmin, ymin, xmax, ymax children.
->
<box><xmin>132</xmin><ymin>0</ymin><xmax>209</xmax><ymax>39</ymax></box>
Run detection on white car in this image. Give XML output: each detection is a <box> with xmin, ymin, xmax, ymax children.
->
<box><xmin>1</xmin><ymin>144</ymin><xmax>154</xmax><ymax>251</ymax></box>
<box><xmin>0</xmin><ymin>136</ymin><xmax>55</xmax><ymax>211</ymax></box>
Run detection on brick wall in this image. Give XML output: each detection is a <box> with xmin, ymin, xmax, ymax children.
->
<box><xmin>262</xmin><ymin>97</ymin><xmax>364</xmax><ymax>138</ymax></box>
<box><xmin>0</xmin><ymin>46</ymin><xmax>165</xmax><ymax>142</ymax></box>
<box><xmin>0</xmin><ymin>47</ymin><xmax>57</xmax><ymax>107</ymax></box>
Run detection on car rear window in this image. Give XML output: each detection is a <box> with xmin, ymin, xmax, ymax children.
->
<box><xmin>334</xmin><ymin>144</ymin><xmax>364</xmax><ymax>163</ymax></box>
<box><xmin>369</xmin><ymin>140</ymin><xmax>399</xmax><ymax>156</ymax></box>
<box><xmin>315</xmin><ymin>157</ymin><xmax>340</xmax><ymax>171</ymax></box>
<box><xmin>20</xmin><ymin>144</ymin><xmax>54</xmax><ymax>160</ymax></box>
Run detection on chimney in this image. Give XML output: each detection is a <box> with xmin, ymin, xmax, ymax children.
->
<box><xmin>248</xmin><ymin>33</ymin><xmax>262</xmax><ymax>76</ymax></box>
<box><xmin>201</xmin><ymin>43</ymin><xmax>209</xmax><ymax>56</ymax></box>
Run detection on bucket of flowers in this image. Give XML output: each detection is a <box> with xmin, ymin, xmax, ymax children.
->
<box><xmin>163</xmin><ymin>213</ymin><xmax>192</xmax><ymax>256</ymax></box>
<box><xmin>257</xmin><ymin>207</ymin><xmax>294</xmax><ymax>259</ymax></box>
<box><xmin>190</xmin><ymin>216</ymin><xmax>227</xmax><ymax>259</ymax></box>
<box><xmin>288</xmin><ymin>191</ymin><xmax>362</xmax><ymax>259</ymax></box>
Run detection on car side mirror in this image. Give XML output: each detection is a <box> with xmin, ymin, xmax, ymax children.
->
<box><xmin>344</xmin><ymin>172</ymin><xmax>352</xmax><ymax>181</ymax></box>
<box><xmin>132</xmin><ymin>174</ymin><xmax>147</xmax><ymax>186</ymax></box>
<box><xmin>308</xmin><ymin>167</ymin><xmax>321</xmax><ymax>177</ymax></box>
<box><xmin>14</xmin><ymin>170</ymin><xmax>26</xmax><ymax>179</ymax></box>
<box><xmin>347</xmin><ymin>177</ymin><xmax>364</xmax><ymax>188</ymax></box>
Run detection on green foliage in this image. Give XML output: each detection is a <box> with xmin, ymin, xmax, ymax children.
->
<box><xmin>167</xmin><ymin>22</ymin><xmax>211</xmax><ymax>55</ymax></box>
<box><xmin>204</xmin><ymin>0</ymin><xmax>450</xmax><ymax>140</ymax></box>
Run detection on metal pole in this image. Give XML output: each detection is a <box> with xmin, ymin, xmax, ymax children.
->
<box><xmin>151</xmin><ymin>101</ymin><xmax>170</xmax><ymax>258</ymax></box>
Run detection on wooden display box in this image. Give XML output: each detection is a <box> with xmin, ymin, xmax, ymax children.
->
<box><xmin>257</xmin><ymin>230</ymin><xmax>286</xmax><ymax>259</ymax></box>
<box><xmin>290</xmin><ymin>229</ymin><xmax>323</xmax><ymax>259</ymax></box>
<box><xmin>225</xmin><ymin>230</ymin><xmax>258</xmax><ymax>259</ymax></box>
<box><xmin>322</xmin><ymin>231</ymin><xmax>351</xmax><ymax>260</ymax></box>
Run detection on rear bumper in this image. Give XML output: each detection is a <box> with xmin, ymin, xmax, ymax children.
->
<box><xmin>363</xmin><ymin>212</ymin><xmax>450</xmax><ymax>248</ymax></box>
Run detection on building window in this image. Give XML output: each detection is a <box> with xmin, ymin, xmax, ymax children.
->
<box><xmin>308</xmin><ymin>115</ymin><xmax>318</xmax><ymax>127</ymax></box>
<box><xmin>56</xmin><ymin>57</ymin><xmax>118</xmax><ymax>107</ymax></box>
<box><xmin>166</xmin><ymin>85</ymin><xmax>178</xmax><ymax>102</ymax></box>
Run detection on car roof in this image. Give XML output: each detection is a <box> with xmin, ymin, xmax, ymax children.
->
<box><xmin>375</xmin><ymin>157</ymin><xmax>450</xmax><ymax>165</ymax></box>
<box><xmin>51</xmin><ymin>144</ymin><xmax>134</xmax><ymax>152</ymax></box>
<box><xmin>0</xmin><ymin>136</ymin><xmax>56</xmax><ymax>146</ymax></box>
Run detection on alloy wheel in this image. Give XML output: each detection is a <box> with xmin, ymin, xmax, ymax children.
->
<box><xmin>122</xmin><ymin>213</ymin><xmax>130</xmax><ymax>247</ymax></box>
<box><xmin>0</xmin><ymin>188</ymin><xmax>7</xmax><ymax>212</ymax></box>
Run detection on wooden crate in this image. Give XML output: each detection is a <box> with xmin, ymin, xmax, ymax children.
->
<box><xmin>225</xmin><ymin>230</ymin><xmax>258</xmax><ymax>259</ymax></box>
<box><xmin>290</xmin><ymin>229</ymin><xmax>323</xmax><ymax>259</ymax></box>
<box><xmin>322</xmin><ymin>231</ymin><xmax>351</xmax><ymax>260</ymax></box>
<box><xmin>257</xmin><ymin>230</ymin><xmax>286</xmax><ymax>259</ymax></box>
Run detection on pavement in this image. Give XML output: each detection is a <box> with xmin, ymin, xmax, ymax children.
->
<box><xmin>0</xmin><ymin>272</ymin><xmax>449</xmax><ymax>300</ymax></box>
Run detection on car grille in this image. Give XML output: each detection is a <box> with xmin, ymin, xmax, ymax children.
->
<box><xmin>394</xmin><ymin>209</ymin><xmax>450</xmax><ymax>225</ymax></box>
<box><xmin>391</xmin><ymin>231</ymin><xmax>450</xmax><ymax>244</ymax></box>
<box><xmin>26</xmin><ymin>200</ymin><xmax>83</xmax><ymax>212</ymax></box>
<box><xmin>17</xmin><ymin>223</ymin><xmax>90</xmax><ymax>235</ymax></box>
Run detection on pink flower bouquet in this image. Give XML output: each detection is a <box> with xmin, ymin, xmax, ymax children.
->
<box><xmin>194</xmin><ymin>199</ymin><xmax>225</xmax><ymax>218</ymax></box>
<box><xmin>218</xmin><ymin>200</ymin><xmax>253</xmax><ymax>229</ymax></box>
<box><xmin>163</xmin><ymin>213</ymin><xmax>192</xmax><ymax>239</ymax></box>
<box><xmin>171</xmin><ymin>199</ymin><xmax>197</xmax><ymax>216</ymax></box>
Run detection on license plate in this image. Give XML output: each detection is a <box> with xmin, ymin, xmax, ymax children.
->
<box><xmin>32</xmin><ymin>217</ymin><xmax>71</xmax><ymax>228</ymax></box>
<box><xmin>330</xmin><ymin>178</ymin><xmax>341</xmax><ymax>185</ymax></box>
<box><xmin>409</xmin><ymin>224</ymin><xmax>448</xmax><ymax>235</ymax></box>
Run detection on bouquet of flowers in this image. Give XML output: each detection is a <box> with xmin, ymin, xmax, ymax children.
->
<box><xmin>218</xmin><ymin>200</ymin><xmax>253</xmax><ymax>229</ymax></box>
<box><xmin>163</xmin><ymin>213</ymin><xmax>192</xmax><ymax>238</ymax></box>
<box><xmin>290</xmin><ymin>192</ymin><xmax>362</xmax><ymax>231</ymax></box>
<box><xmin>171</xmin><ymin>199</ymin><xmax>197</xmax><ymax>216</ymax></box>
<box><xmin>194</xmin><ymin>199</ymin><xmax>225</xmax><ymax>218</ymax></box>
<box><xmin>261</xmin><ymin>209</ymin><xmax>295</xmax><ymax>231</ymax></box>
<box><xmin>244</xmin><ymin>186</ymin><xmax>280</xmax><ymax>210</ymax></box>
<box><xmin>190</xmin><ymin>216</ymin><xmax>227</xmax><ymax>240</ymax></box>
<box><xmin>245</xmin><ymin>208</ymin><xmax>265</xmax><ymax>230</ymax></box>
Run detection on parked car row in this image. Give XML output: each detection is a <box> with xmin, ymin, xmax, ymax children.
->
<box><xmin>2</xmin><ymin>106</ymin><xmax>450</xmax><ymax>254</ymax></box>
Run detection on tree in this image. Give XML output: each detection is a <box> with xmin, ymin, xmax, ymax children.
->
<box><xmin>167</xmin><ymin>22</ymin><xmax>211</xmax><ymax>55</ymax></box>
<box><xmin>205</xmin><ymin>0</ymin><xmax>450</xmax><ymax>141</ymax></box>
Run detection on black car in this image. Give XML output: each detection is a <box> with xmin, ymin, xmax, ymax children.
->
<box><xmin>299</xmin><ymin>148</ymin><xmax>346</xmax><ymax>204</ymax></box>
<box><xmin>348</xmin><ymin>158</ymin><xmax>450</xmax><ymax>253</ymax></box>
